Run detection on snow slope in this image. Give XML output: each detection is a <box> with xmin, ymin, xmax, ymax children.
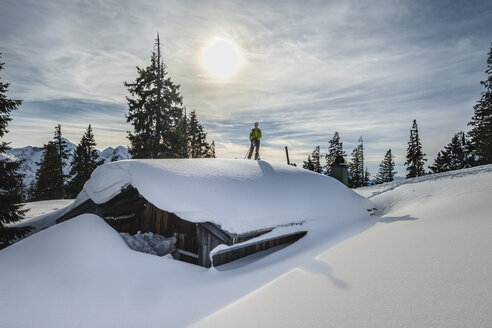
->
<box><xmin>11</xmin><ymin>199</ymin><xmax>76</xmax><ymax>232</ymax></box>
<box><xmin>192</xmin><ymin>165</ymin><xmax>492</xmax><ymax>328</ymax></box>
<box><xmin>71</xmin><ymin>159</ymin><xmax>373</xmax><ymax>233</ymax></box>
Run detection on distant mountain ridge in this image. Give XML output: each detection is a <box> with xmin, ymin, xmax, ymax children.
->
<box><xmin>6</xmin><ymin>138</ymin><xmax>131</xmax><ymax>192</ymax></box>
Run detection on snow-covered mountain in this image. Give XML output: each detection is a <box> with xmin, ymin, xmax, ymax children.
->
<box><xmin>97</xmin><ymin>146</ymin><xmax>131</xmax><ymax>163</ymax></box>
<box><xmin>5</xmin><ymin>139</ymin><xmax>130</xmax><ymax>191</ymax></box>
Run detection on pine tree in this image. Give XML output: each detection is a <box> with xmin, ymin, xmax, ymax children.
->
<box><xmin>348</xmin><ymin>137</ymin><xmax>365</xmax><ymax>188</ymax></box>
<box><xmin>188</xmin><ymin>110</ymin><xmax>211</xmax><ymax>158</ymax></box>
<box><xmin>66</xmin><ymin>125</ymin><xmax>103</xmax><ymax>198</ymax></box>
<box><xmin>53</xmin><ymin>124</ymin><xmax>68</xmax><ymax>198</ymax></box>
<box><xmin>125</xmin><ymin>33</ymin><xmax>184</xmax><ymax>159</ymax></box>
<box><xmin>0</xmin><ymin>54</ymin><xmax>32</xmax><ymax>248</ymax></box>
<box><xmin>429</xmin><ymin>151</ymin><xmax>450</xmax><ymax>173</ymax></box>
<box><xmin>209</xmin><ymin>141</ymin><xmax>216</xmax><ymax>158</ymax></box>
<box><xmin>461</xmin><ymin>133</ymin><xmax>477</xmax><ymax>167</ymax></box>
<box><xmin>303</xmin><ymin>146</ymin><xmax>321</xmax><ymax>173</ymax></box>
<box><xmin>375</xmin><ymin>149</ymin><xmax>397</xmax><ymax>184</ymax></box>
<box><xmin>468</xmin><ymin>43</ymin><xmax>492</xmax><ymax>164</ymax></box>
<box><xmin>302</xmin><ymin>155</ymin><xmax>314</xmax><ymax>171</ymax></box>
<box><xmin>311</xmin><ymin>146</ymin><xmax>322</xmax><ymax>173</ymax></box>
<box><xmin>405</xmin><ymin>120</ymin><xmax>427</xmax><ymax>178</ymax></box>
<box><xmin>446</xmin><ymin>132</ymin><xmax>465</xmax><ymax>171</ymax></box>
<box><xmin>324</xmin><ymin>132</ymin><xmax>346</xmax><ymax>175</ymax></box>
<box><xmin>33</xmin><ymin>142</ymin><xmax>64</xmax><ymax>200</ymax></box>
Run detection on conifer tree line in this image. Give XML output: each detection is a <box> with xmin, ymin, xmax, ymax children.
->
<box><xmin>429</xmin><ymin>132</ymin><xmax>474</xmax><ymax>173</ymax></box>
<box><xmin>125</xmin><ymin>34</ymin><xmax>214</xmax><ymax>159</ymax></box>
<box><xmin>302</xmin><ymin>43</ymin><xmax>492</xmax><ymax>184</ymax></box>
<box><xmin>302</xmin><ymin>132</ymin><xmax>369</xmax><ymax>188</ymax></box>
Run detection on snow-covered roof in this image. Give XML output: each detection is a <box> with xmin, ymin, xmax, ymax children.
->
<box><xmin>75</xmin><ymin>159</ymin><xmax>372</xmax><ymax>233</ymax></box>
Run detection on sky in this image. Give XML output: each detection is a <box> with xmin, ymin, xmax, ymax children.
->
<box><xmin>1</xmin><ymin>0</ymin><xmax>491</xmax><ymax>176</ymax></box>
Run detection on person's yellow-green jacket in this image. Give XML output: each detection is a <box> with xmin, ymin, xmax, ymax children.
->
<box><xmin>249</xmin><ymin>128</ymin><xmax>262</xmax><ymax>140</ymax></box>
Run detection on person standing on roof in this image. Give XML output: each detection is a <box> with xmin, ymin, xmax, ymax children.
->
<box><xmin>248</xmin><ymin>122</ymin><xmax>262</xmax><ymax>160</ymax></box>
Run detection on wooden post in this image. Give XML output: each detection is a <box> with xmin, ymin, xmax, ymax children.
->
<box><xmin>285</xmin><ymin>146</ymin><xmax>290</xmax><ymax>165</ymax></box>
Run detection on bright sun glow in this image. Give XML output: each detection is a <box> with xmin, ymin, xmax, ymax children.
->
<box><xmin>202</xmin><ymin>38</ymin><xmax>242</xmax><ymax>78</ymax></box>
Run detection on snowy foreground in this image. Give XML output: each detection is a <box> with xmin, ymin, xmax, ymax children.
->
<box><xmin>194</xmin><ymin>165</ymin><xmax>492</xmax><ymax>328</ymax></box>
<box><xmin>1</xmin><ymin>163</ymin><xmax>492</xmax><ymax>327</ymax></box>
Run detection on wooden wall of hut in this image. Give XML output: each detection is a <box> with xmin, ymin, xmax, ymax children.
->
<box><xmin>143</xmin><ymin>202</ymin><xmax>199</xmax><ymax>264</ymax></box>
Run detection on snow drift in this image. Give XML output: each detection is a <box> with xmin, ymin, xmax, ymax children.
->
<box><xmin>192</xmin><ymin>164</ymin><xmax>492</xmax><ymax>328</ymax></box>
<box><xmin>70</xmin><ymin>159</ymin><xmax>373</xmax><ymax>233</ymax></box>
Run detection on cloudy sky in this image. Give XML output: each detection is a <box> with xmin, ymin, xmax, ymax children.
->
<box><xmin>1</xmin><ymin>0</ymin><xmax>491</xmax><ymax>175</ymax></box>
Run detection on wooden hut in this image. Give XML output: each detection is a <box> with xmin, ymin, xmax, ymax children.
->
<box><xmin>57</xmin><ymin>186</ymin><xmax>306</xmax><ymax>267</ymax></box>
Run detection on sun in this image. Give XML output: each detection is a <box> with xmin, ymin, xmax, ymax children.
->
<box><xmin>201</xmin><ymin>38</ymin><xmax>242</xmax><ymax>79</ymax></box>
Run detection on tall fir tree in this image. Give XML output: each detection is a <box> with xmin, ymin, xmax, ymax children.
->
<box><xmin>348</xmin><ymin>137</ymin><xmax>366</xmax><ymax>188</ymax></box>
<box><xmin>125</xmin><ymin>33</ymin><xmax>184</xmax><ymax>159</ymax></box>
<box><xmin>324</xmin><ymin>132</ymin><xmax>346</xmax><ymax>175</ymax></box>
<box><xmin>311</xmin><ymin>146</ymin><xmax>322</xmax><ymax>173</ymax></box>
<box><xmin>66</xmin><ymin>125</ymin><xmax>103</xmax><ymax>198</ymax></box>
<box><xmin>0</xmin><ymin>54</ymin><xmax>32</xmax><ymax>248</ymax></box>
<box><xmin>54</xmin><ymin>124</ymin><xmax>68</xmax><ymax>198</ymax></box>
<box><xmin>188</xmin><ymin>109</ymin><xmax>211</xmax><ymax>158</ymax></box>
<box><xmin>33</xmin><ymin>142</ymin><xmax>64</xmax><ymax>200</ymax></box>
<box><xmin>313</xmin><ymin>145</ymin><xmax>322</xmax><ymax>173</ymax></box>
<box><xmin>429</xmin><ymin>150</ymin><xmax>450</xmax><ymax>173</ymax></box>
<box><xmin>303</xmin><ymin>146</ymin><xmax>322</xmax><ymax>173</ymax></box>
<box><xmin>444</xmin><ymin>132</ymin><xmax>465</xmax><ymax>171</ymax></box>
<box><xmin>468</xmin><ymin>43</ymin><xmax>492</xmax><ymax>164</ymax></box>
<box><xmin>302</xmin><ymin>155</ymin><xmax>314</xmax><ymax>171</ymax></box>
<box><xmin>375</xmin><ymin>149</ymin><xmax>397</xmax><ymax>184</ymax></box>
<box><xmin>209</xmin><ymin>141</ymin><xmax>216</xmax><ymax>158</ymax></box>
<box><xmin>405</xmin><ymin>120</ymin><xmax>427</xmax><ymax>178</ymax></box>
<box><xmin>461</xmin><ymin>132</ymin><xmax>477</xmax><ymax>167</ymax></box>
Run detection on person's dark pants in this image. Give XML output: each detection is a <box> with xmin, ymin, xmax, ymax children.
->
<box><xmin>248</xmin><ymin>139</ymin><xmax>260</xmax><ymax>160</ymax></box>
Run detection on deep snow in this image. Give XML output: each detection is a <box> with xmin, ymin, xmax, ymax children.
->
<box><xmin>1</xmin><ymin>164</ymin><xmax>491</xmax><ymax>328</ymax></box>
<box><xmin>192</xmin><ymin>165</ymin><xmax>492</xmax><ymax>328</ymax></box>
